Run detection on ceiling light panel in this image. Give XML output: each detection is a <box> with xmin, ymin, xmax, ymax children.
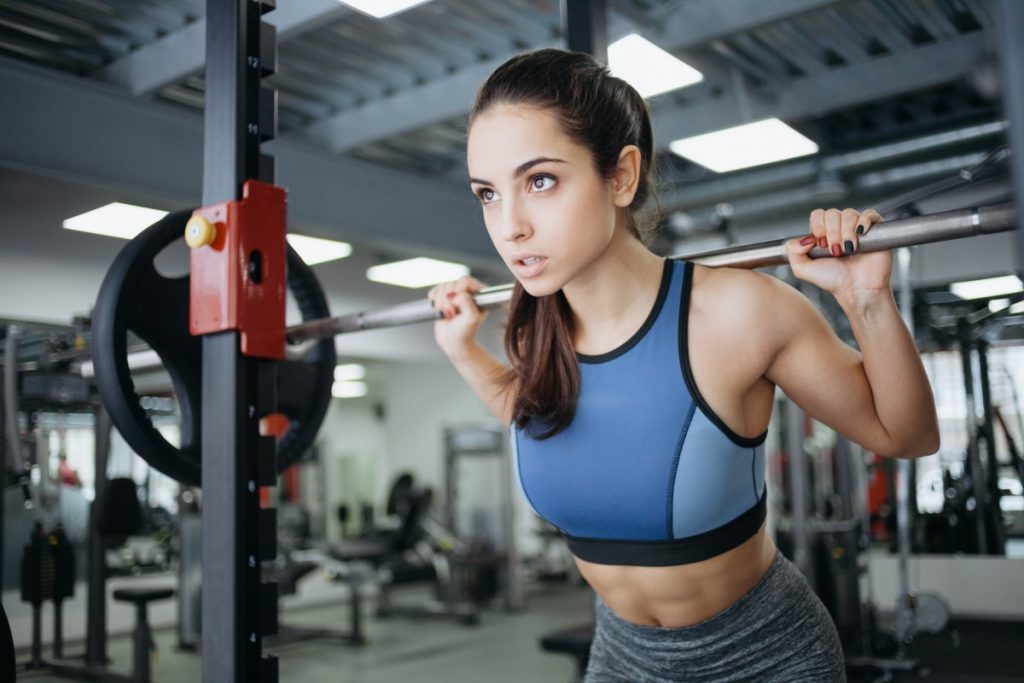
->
<box><xmin>287</xmin><ymin>234</ymin><xmax>353</xmax><ymax>266</ymax></box>
<box><xmin>366</xmin><ymin>257</ymin><xmax>470</xmax><ymax>289</ymax></box>
<box><xmin>669</xmin><ymin>118</ymin><xmax>819</xmax><ymax>173</ymax></box>
<box><xmin>63</xmin><ymin>202</ymin><xmax>168</xmax><ymax>239</ymax></box>
<box><xmin>608</xmin><ymin>34</ymin><xmax>703</xmax><ymax>98</ymax></box>
<box><xmin>336</xmin><ymin>0</ymin><xmax>432</xmax><ymax>19</ymax></box>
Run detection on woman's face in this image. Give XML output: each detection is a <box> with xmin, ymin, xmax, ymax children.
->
<box><xmin>467</xmin><ymin>104</ymin><xmax>621</xmax><ymax>297</ymax></box>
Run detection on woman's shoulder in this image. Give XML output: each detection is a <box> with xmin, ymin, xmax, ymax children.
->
<box><xmin>690</xmin><ymin>262</ymin><xmax>813</xmax><ymax>358</ymax></box>
<box><xmin>690</xmin><ymin>263</ymin><xmax>776</xmax><ymax>313</ymax></box>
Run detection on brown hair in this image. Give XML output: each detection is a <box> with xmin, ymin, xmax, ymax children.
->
<box><xmin>469</xmin><ymin>48</ymin><xmax>660</xmax><ymax>439</ymax></box>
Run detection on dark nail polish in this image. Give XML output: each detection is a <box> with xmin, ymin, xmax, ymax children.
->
<box><xmin>856</xmin><ymin>224</ymin><xmax>864</xmax><ymax>235</ymax></box>
<box><xmin>818</xmin><ymin>236</ymin><xmax>827</xmax><ymax>249</ymax></box>
<box><xmin>844</xmin><ymin>240</ymin><xmax>854</xmax><ymax>255</ymax></box>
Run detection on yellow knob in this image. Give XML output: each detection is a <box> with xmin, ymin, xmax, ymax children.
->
<box><xmin>185</xmin><ymin>215</ymin><xmax>217</xmax><ymax>248</ymax></box>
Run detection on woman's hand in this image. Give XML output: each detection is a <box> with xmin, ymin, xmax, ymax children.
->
<box><xmin>784</xmin><ymin>208</ymin><xmax>891</xmax><ymax>301</ymax></box>
<box><xmin>427</xmin><ymin>275</ymin><xmax>489</xmax><ymax>358</ymax></box>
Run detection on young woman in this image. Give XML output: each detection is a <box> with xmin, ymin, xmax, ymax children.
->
<box><xmin>427</xmin><ymin>49</ymin><xmax>939</xmax><ymax>682</ymax></box>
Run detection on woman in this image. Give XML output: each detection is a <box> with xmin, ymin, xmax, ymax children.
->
<box><xmin>427</xmin><ymin>49</ymin><xmax>939</xmax><ymax>682</ymax></box>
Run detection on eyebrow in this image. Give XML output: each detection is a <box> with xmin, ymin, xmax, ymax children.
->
<box><xmin>469</xmin><ymin>157</ymin><xmax>567</xmax><ymax>186</ymax></box>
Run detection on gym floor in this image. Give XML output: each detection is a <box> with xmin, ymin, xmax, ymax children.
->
<box><xmin>17</xmin><ymin>581</ymin><xmax>592</xmax><ymax>683</ymax></box>
<box><xmin>15</xmin><ymin>580</ymin><xmax>1024</xmax><ymax>682</ymax></box>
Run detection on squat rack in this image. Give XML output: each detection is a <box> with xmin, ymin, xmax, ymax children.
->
<box><xmin>200</xmin><ymin>1</ymin><xmax>280</xmax><ymax>681</ymax></box>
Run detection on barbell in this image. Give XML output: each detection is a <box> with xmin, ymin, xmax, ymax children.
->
<box><xmin>92</xmin><ymin>202</ymin><xmax>1017</xmax><ymax>484</ymax></box>
<box><xmin>286</xmin><ymin>202</ymin><xmax>1016</xmax><ymax>343</ymax></box>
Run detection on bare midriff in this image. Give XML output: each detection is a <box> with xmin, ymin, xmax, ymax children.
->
<box><xmin>573</xmin><ymin>524</ymin><xmax>778</xmax><ymax>628</ymax></box>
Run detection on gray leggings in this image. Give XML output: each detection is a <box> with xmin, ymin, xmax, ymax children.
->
<box><xmin>584</xmin><ymin>552</ymin><xmax>846</xmax><ymax>682</ymax></box>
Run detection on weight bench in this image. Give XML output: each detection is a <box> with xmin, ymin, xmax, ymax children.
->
<box><xmin>328</xmin><ymin>481</ymin><xmax>479</xmax><ymax>626</ymax></box>
<box><xmin>540</xmin><ymin>623</ymin><xmax>594</xmax><ymax>683</ymax></box>
<box><xmin>266</xmin><ymin>555</ymin><xmax>369</xmax><ymax>647</ymax></box>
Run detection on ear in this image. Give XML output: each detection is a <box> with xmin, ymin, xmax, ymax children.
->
<box><xmin>611</xmin><ymin>145</ymin><xmax>642</xmax><ymax>208</ymax></box>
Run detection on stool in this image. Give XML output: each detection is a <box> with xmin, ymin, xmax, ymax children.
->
<box><xmin>113</xmin><ymin>587</ymin><xmax>175</xmax><ymax>683</ymax></box>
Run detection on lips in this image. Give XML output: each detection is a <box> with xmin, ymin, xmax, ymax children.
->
<box><xmin>511</xmin><ymin>254</ymin><xmax>547</xmax><ymax>278</ymax></box>
<box><xmin>511</xmin><ymin>253</ymin><xmax>545</xmax><ymax>265</ymax></box>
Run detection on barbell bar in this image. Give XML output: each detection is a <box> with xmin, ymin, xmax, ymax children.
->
<box><xmin>286</xmin><ymin>202</ymin><xmax>1017</xmax><ymax>345</ymax></box>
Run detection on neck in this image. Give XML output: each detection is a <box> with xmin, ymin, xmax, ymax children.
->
<box><xmin>561</xmin><ymin>226</ymin><xmax>664</xmax><ymax>346</ymax></box>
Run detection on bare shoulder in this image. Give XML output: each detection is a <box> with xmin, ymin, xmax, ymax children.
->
<box><xmin>690</xmin><ymin>264</ymin><xmax>805</xmax><ymax>372</ymax></box>
<box><xmin>691</xmin><ymin>263</ymin><xmax>784</xmax><ymax>325</ymax></box>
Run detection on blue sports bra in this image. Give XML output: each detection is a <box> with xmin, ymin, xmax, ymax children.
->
<box><xmin>511</xmin><ymin>258</ymin><xmax>768</xmax><ymax>567</ymax></box>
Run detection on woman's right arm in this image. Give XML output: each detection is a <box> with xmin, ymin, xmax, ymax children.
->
<box><xmin>428</xmin><ymin>276</ymin><xmax>515</xmax><ymax>427</ymax></box>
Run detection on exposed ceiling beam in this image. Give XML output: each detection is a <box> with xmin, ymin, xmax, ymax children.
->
<box><xmin>661</xmin><ymin>121</ymin><xmax>1006</xmax><ymax>215</ymax></box>
<box><xmin>652</xmin><ymin>32</ymin><xmax>989</xmax><ymax>145</ymax></box>
<box><xmin>649</xmin><ymin>0</ymin><xmax>842</xmax><ymax>46</ymax></box>
<box><xmin>301</xmin><ymin>54</ymin><xmax>526</xmax><ymax>152</ymax></box>
<box><xmin>93</xmin><ymin>0</ymin><xmax>351</xmax><ymax>97</ymax></box>
<box><xmin>300</xmin><ymin>0</ymin><xmax>843</xmax><ymax>152</ymax></box>
<box><xmin>0</xmin><ymin>57</ymin><xmax>496</xmax><ymax>263</ymax></box>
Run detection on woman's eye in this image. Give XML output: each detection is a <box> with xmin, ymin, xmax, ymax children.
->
<box><xmin>477</xmin><ymin>188</ymin><xmax>496</xmax><ymax>203</ymax></box>
<box><xmin>530</xmin><ymin>175</ymin><xmax>555</xmax><ymax>192</ymax></box>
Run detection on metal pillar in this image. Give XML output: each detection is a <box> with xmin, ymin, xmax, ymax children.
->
<box><xmin>956</xmin><ymin>319</ymin><xmax>990</xmax><ymax>555</ymax></box>
<box><xmin>2</xmin><ymin>325</ymin><xmax>23</xmax><ymax>598</ymax></box>
<box><xmin>177</xmin><ymin>506</ymin><xmax>202</xmax><ymax>650</ymax></box>
<box><xmin>561</xmin><ymin>0</ymin><xmax>608</xmax><ymax>64</ymax></box>
<box><xmin>0</xmin><ymin>335</ymin><xmax>6</xmax><ymax>597</ymax></box>
<box><xmin>85</xmin><ymin>404</ymin><xmax>111</xmax><ymax>666</ymax></box>
<box><xmin>975</xmin><ymin>341</ymin><xmax>1005</xmax><ymax>553</ymax></box>
<box><xmin>201</xmin><ymin>1</ymin><xmax>279</xmax><ymax>681</ymax></box>
<box><xmin>995</xmin><ymin>0</ymin><xmax>1024</xmax><ymax>278</ymax></box>
<box><xmin>893</xmin><ymin>248</ymin><xmax>916</xmax><ymax>649</ymax></box>
<box><xmin>787</xmin><ymin>399</ymin><xmax>812</xmax><ymax>582</ymax></box>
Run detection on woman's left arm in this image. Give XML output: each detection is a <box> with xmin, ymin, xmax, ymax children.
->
<box><xmin>761</xmin><ymin>207</ymin><xmax>940</xmax><ymax>459</ymax></box>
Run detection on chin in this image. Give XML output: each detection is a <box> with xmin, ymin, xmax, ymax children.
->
<box><xmin>517</xmin><ymin>278</ymin><xmax>562</xmax><ymax>299</ymax></box>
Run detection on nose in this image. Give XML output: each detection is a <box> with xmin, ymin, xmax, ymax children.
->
<box><xmin>497</xmin><ymin>198</ymin><xmax>531</xmax><ymax>243</ymax></box>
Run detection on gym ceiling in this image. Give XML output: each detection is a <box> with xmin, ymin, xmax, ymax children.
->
<box><xmin>0</xmin><ymin>0</ymin><xmax>1006</xmax><ymax>300</ymax></box>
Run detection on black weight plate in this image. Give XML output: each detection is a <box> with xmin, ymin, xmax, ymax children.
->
<box><xmin>92</xmin><ymin>210</ymin><xmax>335</xmax><ymax>485</ymax></box>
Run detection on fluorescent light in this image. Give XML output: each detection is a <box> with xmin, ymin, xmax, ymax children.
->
<box><xmin>336</xmin><ymin>0</ymin><xmax>432</xmax><ymax>18</ymax></box>
<box><xmin>669</xmin><ymin>118</ymin><xmax>819</xmax><ymax>173</ymax></box>
<box><xmin>987</xmin><ymin>298</ymin><xmax>1024</xmax><ymax>314</ymax></box>
<box><xmin>63</xmin><ymin>202</ymin><xmax>168</xmax><ymax>239</ymax></box>
<box><xmin>989</xmin><ymin>298</ymin><xmax>1010</xmax><ymax>313</ymax></box>
<box><xmin>366</xmin><ymin>257</ymin><xmax>470</xmax><ymax>289</ymax></box>
<box><xmin>951</xmin><ymin>275</ymin><xmax>1023</xmax><ymax>300</ymax></box>
<box><xmin>608</xmin><ymin>34</ymin><xmax>703</xmax><ymax>98</ymax></box>
<box><xmin>332</xmin><ymin>380</ymin><xmax>368</xmax><ymax>398</ymax></box>
<box><xmin>334</xmin><ymin>364</ymin><xmax>366</xmax><ymax>381</ymax></box>
<box><xmin>287</xmin><ymin>233</ymin><xmax>353</xmax><ymax>265</ymax></box>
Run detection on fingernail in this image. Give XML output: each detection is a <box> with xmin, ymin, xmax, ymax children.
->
<box><xmin>831</xmin><ymin>244</ymin><xmax>842</xmax><ymax>257</ymax></box>
<box><xmin>856</xmin><ymin>224</ymin><xmax>864</xmax><ymax>235</ymax></box>
<box><xmin>446</xmin><ymin>292</ymin><xmax>456</xmax><ymax>299</ymax></box>
<box><xmin>844</xmin><ymin>240</ymin><xmax>854</xmax><ymax>255</ymax></box>
<box><xmin>800</xmin><ymin>235</ymin><xmax>815</xmax><ymax>246</ymax></box>
<box><xmin>818</xmin><ymin>237</ymin><xmax>827</xmax><ymax>249</ymax></box>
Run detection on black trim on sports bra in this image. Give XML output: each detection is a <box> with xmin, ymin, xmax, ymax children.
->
<box><xmin>577</xmin><ymin>257</ymin><xmax>673</xmax><ymax>364</ymax></box>
<box><xmin>564</xmin><ymin>489</ymin><xmax>767</xmax><ymax>567</ymax></box>
<box><xmin>679</xmin><ymin>260</ymin><xmax>768</xmax><ymax>448</ymax></box>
